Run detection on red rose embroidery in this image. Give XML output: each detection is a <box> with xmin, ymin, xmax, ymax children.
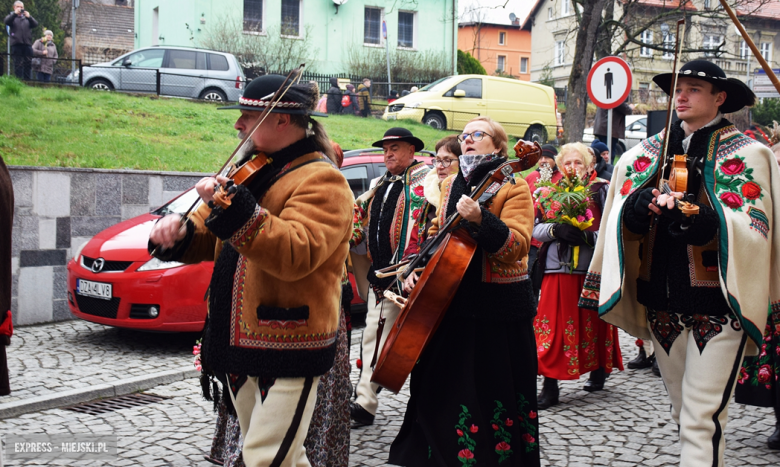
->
<box><xmin>505</xmin><ymin>418</ymin><xmax>514</xmax><ymax>426</ymax></box>
<box><xmin>470</xmin><ymin>424</ymin><xmax>478</xmax><ymax>433</ymax></box>
<box><xmin>492</xmin><ymin>423</ymin><xmax>499</xmax><ymax>431</ymax></box>
<box><xmin>522</xmin><ymin>433</ymin><xmax>536</xmax><ymax>443</ymax></box>
<box><xmin>412</xmin><ymin>208</ymin><xmax>421</xmax><ymax>219</ymax></box>
<box><xmin>457</xmin><ymin>429</ymin><xmax>464</xmax><ymax>437</ymax></box>
<box><xmin>742</xmin><ymin>181</ymin><xmax>761</xmax><ymax>200</ymax></box>
<box><xmin>457</xmin><ymin>449</ymin><xmax>474</xmax><ymax>459</ymax></box>
<box><xmin>721</xmin><ymin>158</ymin><xmax>746</xmax><ymax>175</ymax></box>
<box><xmin>738</xmin><ymin>367</ymin><xmax>749</xmax><ymax>385</ymax></box>
<box><xmin>758</xmin><ymin>364</ymin><xmax>773</xmax><ymax>383</ymax></box>
<box><xmin>413</xmin><ymin>185</ymin><xmax>424</xmax><ymax>196</ymax></box>
<box><xmin>720</xmin><ymin>192</ymin><xmax>744</xmax><ymax>210</ymax></box>
<box><xmin>495</xmin><ymin>441</ymin><xmax>511</xmax><ymax>452</ymax></box>
<box><xmin>633</xmin><ymin>156</ymin><xmax>652</xmax><ymax>173</ymax></box>
<box><xmin>529</xmin><ymin>411</ymin><xmax>537</xmax><ymax>419</ymax></box>
<box><xmin>620</xmin><ymin>179</ymin><xmax>633</xmax><ymax>196</ymax></box>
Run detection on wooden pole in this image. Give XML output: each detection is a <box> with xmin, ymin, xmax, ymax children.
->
<box><xmin>718</xmin><ymin>0</ymin><xmax>780</xmax><ymax>95</ymax></box>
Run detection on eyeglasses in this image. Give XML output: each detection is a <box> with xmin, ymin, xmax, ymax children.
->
<box><xmin>434</xmin><ymin>158</ymin><xmax>458</xmax><ymax>168</ymax></box>
<box><xmin>457</xmin><ymin>131</ymin><xmax>492</xmax><ymax>143</ymax></box>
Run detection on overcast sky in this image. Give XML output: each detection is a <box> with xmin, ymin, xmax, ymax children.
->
<box><xmin>458</xmin><ymin>0</ymin><xmax>537</xmax><ymax>25</ymax></box>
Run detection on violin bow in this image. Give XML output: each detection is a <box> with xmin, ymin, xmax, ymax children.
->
<box><xmin>656</xmin><ymin>19</ymin><xmax>686</xmax><ymax>188</ymax></box>
<box><xmin>719</xmin><ymin>0</ymin><xmax>780</xmax><ymax>95</ymax></box>
<box><xmin>152</xmin><ymin>65</ymin><xmax>305</xmax><ymax>255</ymax></box>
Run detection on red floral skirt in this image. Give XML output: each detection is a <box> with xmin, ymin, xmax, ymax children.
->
<box><xmin>534</xmin><ymin>273</ymin><xmax>623</xmax><ymax>380</ymax></box>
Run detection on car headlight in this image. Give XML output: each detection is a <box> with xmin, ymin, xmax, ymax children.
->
<box><xmin>406</xmin><ymin>102</ymin><xmax>421</xmax><ymax>108</ymax></box>
<box><xmin>72</xmin><ymin>241</ymin><xmax>88</xmax><ymax>262</ymax></box>
<box><xmin>137</xmin><ymin>257</ymin><xmax>185</xmax><ymax>271</ymax></box>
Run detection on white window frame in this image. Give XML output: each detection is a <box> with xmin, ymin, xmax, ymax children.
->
<box><xmin>499</xmin><ymin>31</ymin><xmax>506</xmax><ymax>46</ymax></box>
<box><xmin>562</xmin><ymin>0</ymin><xmax>572</xmax><ymax>17</ymax></box>
<box><xmin>662</xmin><ymin>32</ymin><xmax>675</xmax><ymax>59</ymax></box>
<box><xmin>555</xmin><ymin>41</ymin><xmax>565</xmax><ymax>66</ymax></box>
<box><xmin>397</xmin><ymin>10</ymin><xmax>417</xmax><ymax>49</ymax></box>
<box><xmin>704</xmin><ymin>0</ymin><xmax>711</xmax><ymax>9</ymax></box>
<box><xmin>740</xmin><ymin>40</ymin><xmax>749</xmax><ymax>60</ymax></box>
<box><xmin>520</xmin><ymin>56</ymin><xmax>528</xmax><ymax>74</ymax></box>
<box><xmin>761</xmin><ymin>42</ymin><xmax>773</xmax><ymax>62</ymax></box>
<box><xmin>640</xmin><ymin>30</ymin><xmax>653</xmax><ymax>58</ymax></box>
<box><xmin>497</xmin><ymin>55</ymin><xmax>506</xmax><ymax>72</ymax></box>
<box><xmin>364</xmin><ymin>6</ymin><xmax>384</xmax><ymax>47</ymax></box>
<box><xmin>704</xmin><ymin>34</ymin><xmax>722</xmax><ymax>57</ymax></box>
<box><xmin>548</xmin><ymin>7</ymin><xmax>553</xmax><ymax>20</ymax></box>
<box><xmin>243</xmin><ymin>0</ymin><xmax>265</xmax><ymax>34</ymax></box>
<box><xmin>280</xmin><ymin>0</ymin><xmax>302</xmax><ymax>38</ymax></box>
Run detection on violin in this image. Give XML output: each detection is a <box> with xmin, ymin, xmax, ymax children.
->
<box><xmin>655</xmin><ymin>20</ymin><xmax>699</xmax><ymax>219</ymax></box>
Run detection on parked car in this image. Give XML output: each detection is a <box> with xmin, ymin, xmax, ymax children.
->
<box><xmin>582</xmin><ymin>115</ymin><xmax>648</xmax><ymax>156</ymax></box>
<box><xmin>382</xmin><ymin>74</ymin><xmax>558</xmax><ymax>143</ymax></box>
<box><xmin>66</xmin><ymin>152</ymin><xmax>434</xmax><ymax>332</ymax></box>
<box><xmin>68</xmin><ymin>46</ymin><xmax>245</xmax><ymax>102</ymax></box>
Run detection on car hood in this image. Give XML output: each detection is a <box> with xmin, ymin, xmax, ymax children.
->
<box><xmin>80</xmin><ymin>213</ymin><xmax>161</xmax><ymax>262</ymax></box>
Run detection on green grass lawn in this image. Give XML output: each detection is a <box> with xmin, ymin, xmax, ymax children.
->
<box><xmin>0</xmin><ymin>79</ymin><xmax>457</xmax><ymax>172</ymax></box>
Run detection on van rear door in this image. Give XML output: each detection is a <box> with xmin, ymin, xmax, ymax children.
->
<box><xmin>485</xmin><ymin>78</ymin><xmax>555</xmax><ymax>138</ymax></box>
<box><xmin>160</xmin><ymin>50</ymin><xmax>206</xmax><ymax>98</ymax></box>
<box><xmin>443</xmin><ymin>77</ymin><xmax>486</xmax><ymax>130</ymax></box>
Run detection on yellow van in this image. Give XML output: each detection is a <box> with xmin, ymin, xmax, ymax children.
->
<box><xmin>383</xmin><ymin>74</ymin><xmax>558</xmax><ymax>143</ymax></box>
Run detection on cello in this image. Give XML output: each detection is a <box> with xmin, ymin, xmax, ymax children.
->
<box><xmin>370</xmin><ymin>141</ymin><xmax>541</xmax><ymax>393</ymax></box>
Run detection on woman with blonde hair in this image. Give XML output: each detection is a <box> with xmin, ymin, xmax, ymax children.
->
<box><xmin>32</xmin><ymin>30</ymin><xmax>57</xmax><ymax>83</ymax></box>
<box><xmin>391</xmin><ymin>116</ymin><xmax>540</xmax><ymax>466</ymax></box>
<box><xmin>532</xmin><ymin>142</ymin><xmax>623</xmax><ymax>409</ymax></box>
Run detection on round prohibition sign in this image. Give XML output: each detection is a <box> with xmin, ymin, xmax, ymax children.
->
<box><xmin>587</xmin><ymin>56</ymin><xmax>633</xmax><ymax>109</ymax></box>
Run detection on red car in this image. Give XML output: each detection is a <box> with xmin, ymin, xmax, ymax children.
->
<box><xmin>67</xmin><ymin>149</ymin><xmax>434</xmax><ymax>332</ymax></box>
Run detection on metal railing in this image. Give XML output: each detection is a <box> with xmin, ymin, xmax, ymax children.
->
<box><xmin>1</xmin><ymin>53</ymin><xmax>82</xmax><ymax>85</ymax></box>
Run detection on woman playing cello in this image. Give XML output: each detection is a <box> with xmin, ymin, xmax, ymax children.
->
<box><xmin>389</xmin><ymin>116</ymin><xmax>540</xmax><ymax>467</ymax></box>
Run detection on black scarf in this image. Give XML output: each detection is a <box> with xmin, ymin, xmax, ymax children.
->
<box><xmin>444</xmin><ymin>157</ymin><xmax>506</xmax><ymax>219</ymax></box>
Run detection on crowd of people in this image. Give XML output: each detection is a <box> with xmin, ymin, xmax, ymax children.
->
<box><xmin>4</xmin><ymin>2</ymin><xmax>58</xmax><ymax>82</ymax></box>
<box><xmin>318</xmin><ymin>76</ymin><xmax>419</xmax><ymax>118</ymax></box>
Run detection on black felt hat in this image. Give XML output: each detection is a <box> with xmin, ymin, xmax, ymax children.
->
<box><xmin>219</xmin><ymin>74</ymin><xmax>326</xmax><ymax>116</ymax></box>
<box><xmin>652</xmin><ymin>60</ymin><xmax>756</xmax><ymax>114</ymax></box>
<box><xmin>540</xmin><ymin>144</ymin><xmax>558</xmax><ymax>160</ymax></box>
<box><xmin>371</xmin><ymin>127</ymin><xmax>425</xmax><ymax>152</ymax></box>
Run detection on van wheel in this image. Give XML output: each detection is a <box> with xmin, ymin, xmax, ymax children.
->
<box><xmin>89</xmin><ymin>79</ymin><xmax>113</xmax><ymax>91</ymax></box>
<box><xmin>200</xmin><ymin>89</ymin><xmax>227</xmax><ymax>102</ymax></box>
<box><xmin>524</xmin><ymin>125</ymin><xmax>546</xmax><ymax>144</ymax></box>
<box><xmin>423</xmin><ymin>112</ymin><xmax>446</xmax><ymax>130</ymax></box>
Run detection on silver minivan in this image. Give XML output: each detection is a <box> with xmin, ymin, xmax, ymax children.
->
<box><xmin>72</xmin><ymin>46</ymin><xmax>245</xmax><ymax>102</ymax></box>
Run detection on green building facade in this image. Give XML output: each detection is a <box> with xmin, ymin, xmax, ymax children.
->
<box><xmin>133</xmin><ymin>0</ymin><xmax>458</xmax><ymax>75</ymax></box>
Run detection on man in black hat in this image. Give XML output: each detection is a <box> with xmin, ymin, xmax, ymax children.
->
<box><xmin>587</xmin><ymin>60</ymin><xmax>780</xmax><ymax>466</ymax></box>
<box><xmin>349</xmin><ymin>127</ymin><xmax>430</xmax><ymax>426</ymax></box>
<box><xmin>149</xmin><ymin>75</ymin><xmax>354</xmax><ymax>466</ymax></box>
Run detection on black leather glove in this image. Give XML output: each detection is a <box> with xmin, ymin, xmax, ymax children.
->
<box><xmin>554</xmin><ymin>223</ymin><xmax>590</xmax><ymax>246</ymax></box>
<box><xmin>633</xmin><ymin>187</ymin><xmax>656</xmax><ymax>218</ymax></box>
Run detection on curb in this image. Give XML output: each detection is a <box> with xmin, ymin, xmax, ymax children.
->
<box><xmin>0</xmin><ymin>367</ymin><xmax>200</xmax><ymax>420</ymax></box>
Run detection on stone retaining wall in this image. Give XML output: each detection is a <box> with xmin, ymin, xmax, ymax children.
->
<box><xmin>8</xmin><ymin>166</ymin><xmax>208</xmax><ymax>326</ymax></box>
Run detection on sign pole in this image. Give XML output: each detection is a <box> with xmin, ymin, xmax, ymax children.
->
<box><xmin>383</xmin><ymin>21</ymin><xmax>391</xmax><ymax>97</ymax></box>
<box><xmin>72</xmin><ymin>0</ymin><xmax>79</xmax><ymax>78</ymax></box>
<box><xmin>606</xmin><ymin>109</ymin><xmax>613</xmax><ymax>158</ymax></box>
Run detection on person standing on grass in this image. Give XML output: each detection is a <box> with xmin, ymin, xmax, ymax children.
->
<box><xmin>32</xmin><ymin>30</ymin><xmax>57</xmax><ymax>83</ymax></box>
<box><xmin>4</xmin><ymin>1</ymin><xmax>38</xmax><ymax>80</ymax></box>
<box><xmin>344</xmin><ymin>84</ymin><xmax>360</xmax><ymax>116</ymax></box>
<box><xmin>326</xmin><ymin>77</ymin><xmax>342</xmax><ymax>115</ymax></box>
<box><xmin>358</xmin><ymin>78</ymin><xmax>371</xmax><ymax>118</ymax></box>
<box><xmin>149</xmin><ymin>75</ymin><xmax>353</xmax><ymax>467</ymax></box>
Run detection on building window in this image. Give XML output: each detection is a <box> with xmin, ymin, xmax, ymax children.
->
<box><xmin>704</xmin><ymin>0</ymin><xmax>711</xmax><ymax>8</ymax></box>
<box><xmin>562</xmin><ymin>0</ymin><xmax>571</xmax><ymax>16</ymax></box>
<box><xmin>521</xmin><ymin>57</ymin><xmax>528</xmax><ymax>74</ymax></box>
<box><xmin>398</xmin><ymin>11</ymin><xmax>415</xmax><ymax>48</ymax></box>
<box><xmin>740</xmin><ymin>40</ymin><xmax>749</xmax><ymax>60</ymax></box>
<box><xmin>499</xmin><ymin>31</ymin><xmax>506</xmax><ymax>45</ymax></box>
<box><xmin>497</xmin><ymin>55</ymin><xmax>506</xmax><ymax>72</ymax></box>
<box><xmin>640</xmin><ymin>30</ymin><xmax>653</xmax><ymax>57</ymax></box>
<box><xmin>761</xmin><ymin>42</ymin><xmax>772</xmax><ymax>62</ymax></box>
<box><xmin>662</xmin><ymin>32</ymin><xmax>675</xmax><ymax>59</ymax></box>
<box><xmin>281</xmin><ymin>0</ymin><xmax>301</xmax><ymax>36</ymax></box>
<box><xmin>555</xmin><ymin>41</ymin><xmax>565</xmax><ymax>66</ymax></box>
<box><xmin>243</xmin><ymin>0</ymin><xmax>263</xmax><ymax>32</ymax></box>
<box><xmin>548</xmin><ymin>7</ymin><xmax>553</xmax><ymax>20</ymax></box>
<box><xmin>704</xmin><ymin>34</ymin><xmax>722</xmax><ymax>57</ymax></box>
<box><xmin>364</xmin><ymin>7</ymin><xmax>382</xmax><ymax>45</ymax></box>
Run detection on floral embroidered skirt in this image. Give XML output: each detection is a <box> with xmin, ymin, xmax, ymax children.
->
<box><xmin>388</xmin><ymin>307</ymin><xmax>541</xmax><ymax>466</ymax></box>
<box><xmin>735</xmin><ymin>308</ymin><xmax>780</xmax><ymax>409</ymax></box>
<box><xmin>534</xmin><ymin>273</ymin><xmax>623</xmax><ymax>381</ymax></box>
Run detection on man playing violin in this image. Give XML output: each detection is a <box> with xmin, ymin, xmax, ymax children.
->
<box><xmin>349</xmin><ymin>127</ymin><xmax>430</xmax><ymax>426</ymax></box>
<box><xmin>149</xmin><ymin>75</ymin><xmax>354</xmax><ymax>467</ymax></box>
<box><xmin>587</xmin><ymin>60</ymin><xmax>780</xmax><ymax>466</ymax></box>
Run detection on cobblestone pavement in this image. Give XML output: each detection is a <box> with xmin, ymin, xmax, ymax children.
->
<box><xmin>2</xmin><ymin>320</ymin><xmax>198</xmax><ymax>404</ymax></box>
<box><xmin>1</xmin><ymin>321</ymin><xmax>779</xmax><ymax>466</ymax></box>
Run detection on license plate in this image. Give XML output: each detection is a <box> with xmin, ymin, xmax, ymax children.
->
<box><xmin>76</xmin><ymin>279</ymin><xmax>112</xmax><ymax>300</ymax></box>
<box><xmin>387</xmin><ymin>114</ymin><xmax>397</xmax><ymax>120</ymax></box>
